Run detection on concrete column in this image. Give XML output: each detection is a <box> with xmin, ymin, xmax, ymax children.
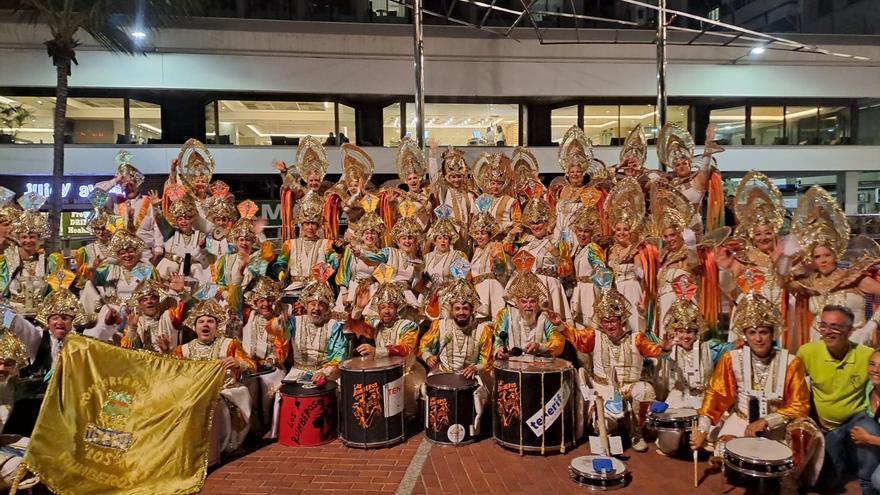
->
<box><xmin>843</xmin><ymin>170</ymin><xmax>860</xmax><ymax>214</ymax></box>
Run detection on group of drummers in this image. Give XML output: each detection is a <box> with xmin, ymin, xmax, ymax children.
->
<box><xmin>2</xmin><ymin>122</ymin><xmax>880</xmax><ymax>493</ymax></box>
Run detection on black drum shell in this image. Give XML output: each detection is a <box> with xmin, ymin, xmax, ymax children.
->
<box><xmin>338</xmin><ymin>357</ymin><xmax>405</xmax><ymax>448</ymax></box>
<box><xmin>425</xmin><ymin>373</ymin><xmax>478</xmax><ymax>445</ymax></box>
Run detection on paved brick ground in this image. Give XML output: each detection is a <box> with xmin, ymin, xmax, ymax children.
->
<box><xmin>202</xmin><ymin>433</ymin><xmax>861</xmax><ymax>495</ymax></box>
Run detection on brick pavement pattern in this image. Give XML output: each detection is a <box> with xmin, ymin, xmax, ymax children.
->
<box><xmin>202</xmin><ymin>433</ymin><xmax>861</xmax><ymax>495</ymax></box>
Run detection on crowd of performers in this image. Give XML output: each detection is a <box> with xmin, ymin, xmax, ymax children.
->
<box><xmin>2</xmin><ymin>123</ymin><xmax>880</xmax><ymax>492</ymax></box>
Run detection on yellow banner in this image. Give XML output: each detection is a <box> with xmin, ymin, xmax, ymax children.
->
<box><xmin>21</xmin><ymin>334</ymin><xmax>225</xmax><ymax>495</ymax></box>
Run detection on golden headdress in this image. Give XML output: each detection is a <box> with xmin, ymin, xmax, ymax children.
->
<box><xmin>619</xmin><ymin>123</ymin><xmax>648</xmax><ymax>169</ymax></box>
<box><xmin>731</xmin><ymin>291</ymin><xmax>782</xmax><ymax>337</ymax></box>
<box><xmin>734</xmin><ymin>171</ymin><xmax>785</xmax><ymax>240</ymax></box>
<box><xmin>442</xmin><ymin>146</ymin><xmax>470</xmax><ymax>177</ymax></box>
<box><xmin>86</xmin><ymin>211</ymin><xmax>110</xmax><ymax>235</ymax></box>
<box><xmin>371</xmin><ymin>264</ymin><xmax>406</xmax><ymax>308</ymax></box>
<box><xmin>183</xmin><ymin>299</ymin><xmax>229</xmax><ymax>330</ymax></box>
<box><xmin>341</xmin><ymin>143</ymin><xmax>374</xmax><ymax>185</ymax></box>
<box><xmin>296</xmin><ymin>191</ymin><xmax>324</xmax><ymax>225</ymax></box>
<box><xmin>440</xmin><ymin>259</ymin><xmax>481</xmax><ymax>308</ymax></box>
<box><xmin>0</xmin><ymin>187</ymin><xmax>20</xmax><ymax>225</ymax></box>
<box><xmin>505</xmin><ymin>251</ymin><xmax>549</xmax><ymax>304</ymax></box>
<box><xmin>558</xmin><ymin>125</ymin><xmax>594</xmax><ymax>173</ymax></box>
<box><xmin>115</xmin><ymin>150</ymin><xmax>145</xmax><ymax>188</ymax></box>
<box><xmin>108</xmin><ymin>229</ymin><xmax>145</xmax><ymax>255</ymax></box>
<box><xmin>474</xmin><ymin>152</ymin><xmax>512</xmax><ymax>193</ymax></box>
<box><xmin>0</xmin><ymin>331</ymin><xmax>29</xmax><ymax>369</ymax></box>
<box><xmin>245</xmin><ymin>276</ymin><xmax>281</xmax><ymax>307</ymax></box>
<box><xmin>206</xmin><ymin>191</ymin><xmax>237</xmax><ymax>221</ymax></box>
<box><xmin>469</xmin><ymin>194</ymin><xmax>499</xmax><ymax>238</ymax></box>
<box><xmin>167</xmin><ymin>194</ymin><xmax>198</xmax><ymax>221</ymax></box>
<box><xmin>227</xmin><ymin>200</ymin><xmax>259</xmax><ymax>242</ymax></box>
<box><xmin>390</xmin><ymin>200</ymin><xmax>422</xmax><ymax>239</ymax></box>
<box><xmin>649</xmin><ymin>181</ymin><xmax>693</xmax><ymax>235</ymax></box>
<box><xmin>356</xmin><ymin>194</ymin><xmax>385</xmax><ymax>235</ymax></box>
<box><xmin>299</xmin><ymin>264</ymin><xmax>336</xmax><ymax>307</ymax></box>
<box><xmin>127</xmin><ymin>279</ymin><xmax>168</xmax><ymax>308</ymax></box>
<box><xmin>396</xmin><ymin>138</ymin><xmax>426</xmax><ymax>182</ymax></box>
<box><xmin>511</xmin><ymin>147</ymin><xmax>540</xmax><ymax>193</ymax></box>
<box><xmin>790</xmin><ymin>185</ymin><xmax>848</xmax><ymax>258</ymax></box>
<box><xmin>13</xmin><ymin>192</ymin><xmax>48</xmax><ymax>237</ymax></box>
<box><xmin>36</xmin><ymin>287</ymin><xmax>86</xmax><ymax>326</ymax></box>
<box><xmin>663</xmin><ymin>275</ymin><xmax>707</xmax><ymax>333</ymax></box>
<box><xmin>657</xmin><ymin>123</ymin><xmax>695</xmax><ymax>169</ymax></box>
<box><xmin>296</xmin><ymin>136</ymin><xmax>329</xmax><ymax>182</ymax></box>
<box><xmin>591</xmin><ymin>267</ymin><xmax>631</xmax><ymax>323</ymax></box>
<box><xmin>521</xmin><ymin>192</ymin><xmax>553</xmax><ymax>226</ymax></box>
<box><xmin>177</xmin><ymin>138</ymin><xmax>215</xmax><ymax>186</ymax></box>
<box><xmin>605</xmin><ymin>177</ymin><xmax>645</xmax><ymax>233</ymax></box>
<box><xmin>427</xmin><ymin>205</ymin><xmax>459</xmax><ymax>243</ymax></box>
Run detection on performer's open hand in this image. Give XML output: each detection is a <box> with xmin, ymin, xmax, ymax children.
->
<box><xmin>354</xmin><ymin>285</ymin><xmax>372</xmax><ymax>311</ymax></box>
<box><xmin>272</xmin><ymin>160</ymin><xmax>288</xmax><ymax>173</ymax></box>
<box><xmin>220</xmin><ymin>356</ymin><xmax>238</xmax><ymax>370</ymax></box>
<box><xmin>744</xmin><ymin>418</ymin><xmax>768</xmax><ymax>438</ymax></box>
<box><xmin>170</xmin><ymin>158</ymin><xmax>180</xmax><ymax>172</ymax></box>
<box><xmin>494</xmin><ymin>347</ymin><xmax>509</xmax><ymax>360</ymax></box>
<box><xmin>147</xmin><ymin>189</ymin><xmax>162</xmax><ymax>206</ymax></box>
<box><xmin>460</xmin><ymin>365</ymin><xmax>478</xmax><ymax>380</ymax></box>
<box><xmin>690</xmin><ymin>430</ymin><xmax>707</xmax><ymax>451</ymax></box>
<box><xmin>543</xmin><ymin>305</ymin><xmax>563</xmax><ymax>326</ymax></box>
<box><xmin>425</xmin><ymin>355</ymin><xmax>439</xmax><ymax>369</ymax></box>
<box><xmin>168</xmin><ymin>273</ymin><xmax>185</xmax><ymax>293</ymax></box>
<box><xmin>524</xmin><ymin>342</ymin><xmax>541</xmax><ymax>355</ymax></box>
<box><xmin>660</xmin><ymin>331</ymin><xmax>675</xmax><ymax>352</ymax></box>
<box><xmin>155</xmin><ymin>335</ymin><xmax>171</xmax><ymax>354</ymax></box>
<box><xmin>105</xmin><ymin>308</ymin><xmax>120</xmax><ymax>326</ymax></box>
<box><xmin>356</xmin><ymin>343</ymin><xmax>375</xmax><ymax>357</ymax></box>
<box><xmin>126</xmin><ymin>310</ymin><xmax>139</xmax><ymax>331</ymax></box>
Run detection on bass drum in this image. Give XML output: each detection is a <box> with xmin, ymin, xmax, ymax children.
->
<box><xmin>277</xmin><ymin>382</ymin><xmax>338</xmax><ymax>447</ymax></box>
<box><xmin>338</xmin><ymin>356</ymin><xmax>406</xmax><ymax>448</ymax></box>
<box><xmin>425</xmin><ymin>373</ymin><xmax>478</xmax><ymax>445</ymax></box>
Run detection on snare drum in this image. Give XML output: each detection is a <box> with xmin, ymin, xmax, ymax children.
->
<box><xmin>493</xmin><ymin>358</ymin><xmax>576</xmax><ymax>454</ymax></box>
<box><xmin>568</xmin><ymin>455</ymin><xmax>630</xmax><ymax>491</ymax></box>
<box><xmin>425</xmin><ymin>373</ymin><xmax>477</xmax><ymax>445</ymax></box>
<box><xmin>278</xmin><ymin>382</ymin><xmax>338</xmax><ymax>447</ymax></box>
<box><xmin>338</xmin><ymin>356</ymin><xmax>406</xmax><ymax>448</ymax></box>
<box><xmin>723</xmin><ymin>437</ymin><xmax>794</xmax><ymax>478</ymax></box>
<box><xmin>646</xmin><ymin>408</ymin><xmax>698</xmax><ymax>433</ymax></box>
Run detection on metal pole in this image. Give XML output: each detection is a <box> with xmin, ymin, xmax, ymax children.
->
<box><xmin>656</xmin><ymin>0</ymin><xmax>668</xmax><ymax>170</ymax></box>
<box><xmin>413</xmin><ymin>0</ymin><xmax>426</xmax><ymax>148</ymax></box>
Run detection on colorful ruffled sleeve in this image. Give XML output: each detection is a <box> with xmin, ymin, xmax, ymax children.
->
<box><xmin>698</xmin><ymin>352</ymin><xmax>737</xmax><ymax>425</ymax></box>
<box><xmin>419</xmin><ymin>320</ymin><xmax>441</xmax><ymax>360</ymax></box>
<box><xmin>475</xmin><ymin>323</ymin><xmax>495</xmax><ymax>371</ymax></box>
<box><xmin>562</xmin><ymin>324</ymin><xmax>596</xmax><ymax>354</ymax></box>
<box><xmin>387</xmin><ymin>320</ymin><xmax>419</xmax><ymax>358</ymax></box>
<box><xmin>493</xmin><ymin>307</ymin><xmax>511</xmax><ymax>350</ymax></box>
<box><xmin>335</xmin><ymin>246</ymin><xmax>353</xmax><ymax>287</ymax></box>
<box><xmin>321</xmin><ymin>320</ymin><xmax>347</xmax><ymax>376</ymax></box>
<box><xmin>541</xmin><ymin>320</ymin><xmax>565</xmax><ymax>357</ymax></box>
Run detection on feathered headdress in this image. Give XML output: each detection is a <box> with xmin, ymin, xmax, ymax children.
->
<box><xmin>790</xmin><ymin>185</ymin><xmax>848</xmax><ymax>259</ymax></box>
<box><xmin>371</xmin><ymin>264</ymin><xmax>406</xmax><ymax>309</ymax></box>
<box><xmin>440</xmin><ymin>258</ymin><xmax>480</xmax><ymax>308</ymax></box>
<box><xmin>396</xmin><ymin>137</ymin><xmax>427</xmax><ymax>182</ymax></box>
<box><xmin>177</xmin><ymin>138</ymin><xmax>215</xmax><ymax>186</ymax></box>
<box><xmin>341</xmin><ymin>143</ymin><xmax>374</xmax><ymax>185</ymax></box>
<box><xmin>296</xmin><ymin>136</ymin><xmax>329</xmax><ymax>182</ymax></box>
<box><xmin>657</xmin><ymin>123</ymin><xmax>695</xmax><ymax>169</ymax></box>
<box><xmin>558</xmin><ymin>125</ymin><xmax>594</xmax><ymax>173</ymax></box>
<box><xmin>734</xmin><ymin>171</ymin><xmax>785</xmax><ymax>240</ymax></box>
<box><xmin>227</xmin><ymin>200</ymin><xmax>259</xmax><ymax>243</ymax></box>
<box><xmin>605</xmin><ymin>177</ymin><xmax>645</xmax><ymax>234</ymax></box>
<box><xmin>299</xmin><ymin>263</ymin><xmax>336</xmax><ymax>306</ymax></box>
<box><xmin>619</xmin><ymin>123</ymin><xmax>648</xmax><ymax>169</ymax></box>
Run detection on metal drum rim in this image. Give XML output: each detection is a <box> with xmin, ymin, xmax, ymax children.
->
<box><xmin>493</xmin><ymin>357</ymin><xmax>574</xmax><ymax>373</ymax></box>
<box><xmin>723</xmin><ymin>456</ymin><xmax>793</xmax><ymax>479</ymax></box>
<box><xmin>339</xmin><ymin>355</ymin><xmax>405</xmax><ymax>371</ymax></box>
<box><xmin>724</xmin><ymin>438</ymin><xmax>793</xmax><ymax>465</ymax></box>
<box><xmin>425</xmin><ymin>374</ymin><xmax>479</xmax><ymax>391</ymax></box>
<box><xmin>495</xmin><ymin>438</ymin><xmax>575</xmax><ymax>454</ymax></box>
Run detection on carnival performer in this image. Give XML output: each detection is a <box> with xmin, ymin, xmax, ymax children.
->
<box><xmin>3</xmin><ymin>194</ymin><xmax>63</xmax><ymax>308</ymax></box>
<box><xmin>569</xmin><ymin>189</ymin><xmax>606</xmax><ymax>328</ymax></box>
<box><xmin>715</xmin><ymin>171</ymin><xmax>787</xmax><ymax>341</ymax></box>
<box><xmin>94</xmin><ymin>151</ymin><xmax>163</xmax><ymax>262</ymax></box>
<box><xmin>469</xmin><ymin>196</ymin><xmax>509</xmax><ymax>321</ymax></box>
<box><xmin>473</xmin><ymin>152</ymin><xmax>521</xmax><ymax>233</ymax></box>
<box><xmin>563</xmin><ymin>270</ymin><xmax>674</xmax><ymax>452</ymax></box>
<box><xmin>323</xmin><ymin>143</ymin><xmax>374</xmax><ymax>241</ymax></box>
<box><xmin>274</xmin><ymin>135</ymin><xmax>329</xmax><ymax>240</ymax></box>
<box><xmin>380</xmin><ymin>137</ymin><xmax>432</xmax><ymax>237</ymax></box>
<box><xmin>111</xmin><ymin>278</ymin><xmax>186</xmax><ymax>350</ymax></box>
<box><xmin>419</xmin><ymin>260</ymin><xmax>493</xmax><ymax>436</ymax></box>
<box><xmin>551</xmin><ymin>125</ymin><xmax>612</xmax><ymax>241</ymax></box>
<box><xmin>334</xmin><ymin>194</ymin><xmax>386</xmax><ymax>314</ymax></box>
<box><xmin>73</xmin><ymin>192</ymin><xmax>113</xmax><ymax>276</ymax></box>
<box><xmin>164</xmin><ymin>138</ymin><xmax>218</xmax><ymax>232</ymax></box>
<box><xmin>615</xmin><ymin>124</ymin><xmax>661</xmax><ymax>187</ymax></box>
<box><xmin>165</xmin><ymin>299</ymin><xmax>255</xmax><ymax>462</ymax></box>
<box><xmin>779</xmin><ymin>185</ymin><xmax>880</xmax><ymax>346</ymax></box>
<box><xmin>428</xmin><ymin>142</ymin><xmax>475</xmax><ymax>249</ymax></box>
<box><xmin>348</xmin><ymin>265</ymin><xmax>424</xmax><ymax>418</ymax></box>
<box><xmin>420</xmin><ymin>205</ymin><xmax>469</xmax><ymax>319</ymax></box>
<box><xmin>213</xmin><ymin>200</ymin><xmax>272</xmax><ymax>293</ymax></box>
<box><xmin>656</xmin><ymin>123</ymin><xmax>724</xmax><ymax>234</ymax></box>
<box><xmin>156</xmin><ymin>190</ymin><xmax>209</xmax><ymax>282</ymax></box>
<box><xmin>492</xmin><ymin>251</ymin><xmax>565</xmax><ymax>360</ymax></box>
<box><xmin>274</xmin><ymin>191</ymin><xmax>338</xmax><ymax>298</ymax></box>
<box><xmin>0</xmin><ymin>330</ymin><xmax>38</xmax><ymax>490</ymax></box>
<box><xmin>0</xmin><ymin>187</ymin><xmax>19</xmax><ymax>254</ymax></box>
<box><xmin>203</xmin><ymin>187</ymin><xmax>237</xmax><ymax>261</ymax></box>
<box><xmin>604</xmin><ymin>178</ymin><xmax>651</xmax><ymax>334</ymax></box>
<box><xmin>381</xmin><ymin>201</ymin><xmax>425</xmax><ymax>317</ymax></box>
<box><xmin>504</xmin><ymin>191</ymin><xmax>573</xmax><ymax>323</ymax></box>
<box><xmin>510</xmin><ymin>147</ymin><xmax>541</xmax><ymax>207</ymax></box>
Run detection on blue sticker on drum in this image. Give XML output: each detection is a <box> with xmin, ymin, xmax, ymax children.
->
<box><xmin>448</xmin><ymin>424</ymin><xmax>466</xmax><ymax>444</ymax></box>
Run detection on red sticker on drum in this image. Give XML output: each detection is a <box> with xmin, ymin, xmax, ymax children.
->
<box><xmin>496</xmin><ymin>380</ymin><xmax>521</xmax><ymax>427</ymax></box>
<box><xmin>352</xmin><ymin>382</ymin><xmax>383</xmax><ymax>428</ymax></box>
<box><xmin>428</xmin><ymin>397</ymin><xmax>450</xmax><ymax>433</ymax></box>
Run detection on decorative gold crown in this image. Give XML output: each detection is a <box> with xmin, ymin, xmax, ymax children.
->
<box><xmin>341</xmin><ymin>143</ymin><xmax>374</xmax><ymax>185</ymax></box>
<box><xmin>206</xmin><ymin>197</ymin><xmax>237</xmax><ymax>221</ymax></box>
<box><xmin>0</xmin><ymin>331</ymin><xmax>28</xmax><ymax>369</ymax></box>
<box><xmin>183</xmin><ymin>299</ymin><xmax>229</xmax><ymax>330</ymax></box>
<box><xmin>440</xmin><ymin>278</ymin><xmax>481</xmax><ymax>309</ymax></box>
<box><xmin>570</xmin><ymin>190</ymin><xmax>601</xmax><ymax>233</ymax></box>
<box><xmin>734</xmin><ymin>171</ymin><xmax>785</xmax><ymax>240</ymax></box>
<box><xmin>558</xmin><ymin>125</ymin><xmax>594</xmax><ymax>173</ymax></box>
<box><xmin>245</xmin><ymin>276</ymin><xmax>281</xmax><ymax>307</ymax></box>
<box><xmin>391</xmin><ymin>217</ymin><xmax>421</xmax><ymax>239</ymax></box>
<box><xmin>605</xmin><ymin>177</ymin><xmax>645</xmax><ymax>233</ymax></box>
<box><xmin>657</xmin><ymin>123</ymin><xmax>695</xmax><ymax>168</ymax></box>
<box><xmin>396</xmin><ymin>138</ymin><xmax>427</xmax><ymax>181</ymax></box>
<box><xmin>87</xmin><ymin>211</ymin><xmax>111</xmax><ymax>234</ymax></box>
<box><xmin>664</xmin><ymin>299</ymin><xmax>707</xmax><ymax>333</ymax></box>
<box><xmin>168</xmin><ymin>196</ymin><xmax>198</xmax><ymax>220</ymax></box>
<box><xmin>469</xmin><ymin>211</ymin><xmax>499</xmax><ymax>238</ymax></box>
<box><xmin>0</xmin><ymin>187</ymin><xmax>20</xmax><ymax>224</ymax></box>
<box><xmin>442</xmin><ymin>147</ymin><xmax>470</xmax><ymax>177</ymax></box>
<box><xmin>649</xmin><ymin>182</ymin><xmax>693</xmax><ymax>235</ymax></box>
<box><xmin>619</xmin><ymin>123</ymin><xmax>648</xmax><ymax>168</ymax></box>
<box><xmin>296</xmin><ymin>191</ymin><xmax>324</xmax><ymax>225</ymax></box>
<box><xmin>227</xmin><ymin>218</ymin><xmax>257</xmax><ymax>242</ymax></box>
<box><xmin>108</xmin><ymin>229</ymin><xmax>145</xmax><ymax>255</ymax></box>
<box><xmin>521</xmin><ymin>196</ymin><xmax>552</xmax><ymax>226</ymax></box>
<box><xmin>731</xmin><ymin>292</ymin><xmax>781</xmax><ymax>337</ymax></box>
<box><xmin>177</xmin><ymin>138</ymin><xmax>215</xmax><ymax>186</ymax></box>
<box><xmin>791</xmin><ymin>185</ymin><xmax>848</xmax><ymax>258</ymax></box>
<box><xmin>506</xmin><ymin>271</ymin><xmax>549</xmax><ymax>305</ymax></box>
<box><xmin>127</xmin><ymin>279</ymin><xmax>168</xmax><ymax>308</ymax></box>
<box><xmin>13</xmin><ymin>209</ymin><xmax>48</xmax><ymax>238</ymax></box>
<box><xmin>474</xmin><ymin>153</ymin><xmax>512</xmax><ymax>193</ymax></box>
<box><xmin>299</xmin><ymin>279</ymin><xmax>336</xmax><ymax>307</ymax></box>
<box><xmin>371</xmin><ymin>265</ymin><xmax>406</xmax><ymax>308</ymax></box>
<box><xmin>116</xmin><ymin>150</ymin><xmax>145</xmax><ymax>188</ymax></box>
<box><xmin>593</xmin><ymin>285</ymin><xmax>632</xmax><ymax>323</ymax></box>
<box><xmin>296</xmin><ymin>136</ymin><xmax>329</xmax><ymax>182</ymax></box>
<box><xmin>511</xmin><ymin>147</ymin><xmax>539</xmax><ymax>192</ymax></box>
<box><xmin>36</xmin><ymin>288</ymin><xmax>86</xmax><ymax>326</ymax></box>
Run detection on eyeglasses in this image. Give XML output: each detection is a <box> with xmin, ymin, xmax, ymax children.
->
<box><xmin>818</xmin><ymin>322</ymin><xmax>852</xmax><ymax>333</ymax></box>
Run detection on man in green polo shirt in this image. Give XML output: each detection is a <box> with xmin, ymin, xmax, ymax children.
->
<box><xmin>798</xmin><ymin>305</ymin><xmax>880</xmax><ymax>494</ymax></box>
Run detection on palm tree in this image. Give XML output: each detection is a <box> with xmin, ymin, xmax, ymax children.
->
<box><xmin>10</xmin><ymin>0</ymin><xmax>202</xmax><ymax>251</ymax></box>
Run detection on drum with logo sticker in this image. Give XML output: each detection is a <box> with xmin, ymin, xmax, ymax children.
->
<box><xmin>493</xmin><ymin>357</ymin><xmax>575</xmax><ymax>454</ymax></box>
<box><xmin>278</xmin><ymin>381</ymin><xmax>338</xmax><ymax>447</ymax></box>
<box><xmin>338</xmin><ymin>356</ymin><xmax>405</xmax><ymax>448</ymax></box>
<box><xmin>424</xmin><ymin>373</ymin><xmax>478</xmax><ymax>445</ymax></box>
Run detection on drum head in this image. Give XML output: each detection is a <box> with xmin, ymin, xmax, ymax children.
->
<box><xmin>340</xmin><ymin>355</ymin><xmax>404</xmax><ymax>371</ymax></box>
<box><xmin>570</xmin><ymin>455</ymin><xmax>627</xmax><ymax>477</ymax></box>
<box><xmin>246</xmin><ymin>365</ymin><xmax>278</xmax><ymax>378</ymax></box>
<box><xmin>726</xmin><ymin>437</ymin><xmax>792</xmax><ymax>462</ymax></box>
<box><xmin>658</xmin><ymin>408</ymin><xmax>698</xmax><ymax>420</ymax></box>
<box><xmin>494</xmin><ymin>357</ymin><xmax>573</xmax><ymax>373</ymax></box>
<box><xmin>281</xmin><ymin>381</ymin><xmax>338</xmax><ymax>397</ymax></box>
<box><xmin>426</xmin><ymin>373</ymin><xmax>477</xmax><ymax>390</ymax></box>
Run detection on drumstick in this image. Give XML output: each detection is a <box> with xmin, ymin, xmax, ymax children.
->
<box><xmin>692</xmin><ymin>418</ymin><xmax>699</xmax><ymax>488</ymax></box>
<box><xmin>595</xmin><ymin>395</ymin><xmax>610</xmax><ymax>456</ymax></box>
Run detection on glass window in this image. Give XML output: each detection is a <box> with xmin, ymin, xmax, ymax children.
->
<box><xmin>818</xmin><ymin>106</ymin><xmax>851</xmax><ymax>145</ymax></box>
<box><xmin>404</xmin><ymin>103</ymin><xmax>519</xmax><ymax>146</ymax></box>
<box><xmin>0</xmin><ymin>96</ymin><xmax>138</xmax><ymax>144</ymax></box>
<box><xmin>857</xmin><ymin>99</ymin><xmax>880</xmax><ymax>146</ymax></box>
<box><xmin>710</xmin><ymin>107</ymin><xmax>746</xmax><ymax>146</ymax></box>
<box><xmin>620</xmin><ymin>105</ymin><xmax>656</xmax><ymax>146</ymax></box>
<box><xmin>551</xmin><ymin>105</ymin><xmax>579</xmax><ymax>143</ymax></box>
<box><xmin>338</xmin><ymin>103</ymin><xmax>356</xmax><ymax>145</ymax></box>
<box><xmin>666</xmin><ymin>106</ymin><xmax>690</xmax><ymax>140</ymax></box>
<box><xmin>214</xmin><ymin>100</ymin><xmax>336</xmax><ymax>146</ymax></box>
<box><xmin>583</xmin><ymin>105</ymin><xmax>617</xmax><ymax>145</ymax></box>
<box><xmin>0</xmin><ymin>96</ymin><xmax>51</xmax><ymax>144</ymax></box>
<box><xmin>205</xmin><ymin>102</ymin><xmax>217</xmax><ymax>144</ymax></box>
<box><xmin>383</xmin><ymin>103</ymin><xmax>401</xmax><ymax>147</ymax></box>
<box><xmin>129</xmin><ymin>100</ymin><xmax>161</xmax><ymax>144</ymax></box>
<box><xmin>785</xmin><ymin>106</ymin><xmax>818</xmax><ymax>145</ymax></box>
<box><xmin>752</xmin><ymin>106</ymin><xmax>785</xmax><ymax>145</ymax></box>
